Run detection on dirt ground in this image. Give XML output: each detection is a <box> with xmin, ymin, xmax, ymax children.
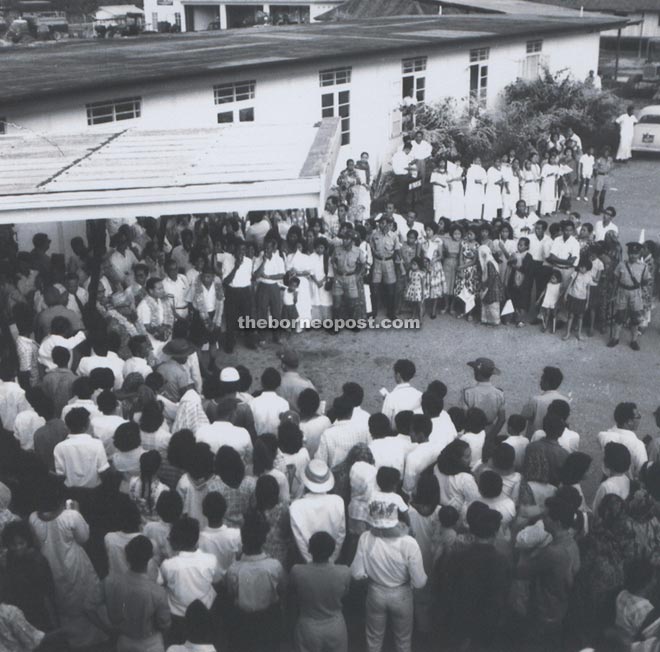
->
<box><xmin>218</xmin><ymin>157</ymin><xmax>660</xmax><ymax>502</ymax></box>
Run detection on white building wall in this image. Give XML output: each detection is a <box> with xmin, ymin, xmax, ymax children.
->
<box><xmin>603</xmin><ymin>12</ymin><xmax>660</xmax><ymax>39</ymax></box>
<box><xmin>0</xmin><ymin>31</ymin><xmax>602</xmax><ymax>172</ymax></box>
<box><xmin>143</xmin><ymin>0</ymin><xmax>184</xmax><ymax>28</ymax></box>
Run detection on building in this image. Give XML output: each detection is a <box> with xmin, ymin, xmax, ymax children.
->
<box><xmin>0</xmin><ymin>120</ymin><xmax>341</xmax><ymax>251</ymax></box>
<box><xmin>316</xmin><ymin>0</ymin><xmax>441</xmax><ymax>22</ymax></box>
<box><xmin>0</xmin><ymin>14</ymin><xmax>626</xmax><ymax>171</ymax></box>
<box><xmin>144</xmin><ymin>0</ymin><xmax>343</xmax><ymax>32</ymax></box>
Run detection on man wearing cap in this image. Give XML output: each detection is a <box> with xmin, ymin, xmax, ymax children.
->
<box><xmin>594</xmin><ymin>206</ymin><xmax>619</xmax><ymax>242</ymax></box>
<box><xmin>206</xmin><ymin>367</ymin><xmax>256</xmax><ymax>440</ymax></box>
<box><xmin>608</xmin><ymin>242</ymin><xmax>649</xmax><ymax>350</ymax></box>
<box><xmin>462</xmin><ymin>358</ymin><xmax>505</xmax><ymax>436</ymax></box>
<box><xmin>156</xmin><ymin>339</ymin><xmax>196</xmax><ymax>403</ymax></box>
<box><xmin>331</xmin><ymin>230</ymin><xmax>364</xmax><ymax>320</ymax></box>
<box><xmin>369</xmin><ymin>215</ymin><xmax>401</xmax><ymax>320</ymax></box>
<box><xmin>290</xmin><ymin>460</ymin><xmax>346</xmax><ymax>563</ymax></box>
<box><xmin>277</xmin><ymin>348</ymin><xmax>315</xmax><ymax>409</ymax></box>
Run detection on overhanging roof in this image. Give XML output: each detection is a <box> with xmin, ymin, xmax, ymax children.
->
<box><xmin>0</xmin><ymin>13</ymin><xmax>629</xmax><ymax>104</ymax></box>
<box><xmin>316</xmin><ymin>0</ymin><xmax>441</xmax><ymax>21</ymax></box>
<box><xmin>524</xmin><ymin>0</ymin><xmax>660</xmax><ymax>12</ymax></box>
<box><xmin>0</xmin><ymin>119</ymin><xmax>341</xmax><ymax>221</ymax></box>
<box><xmin>438</xmin><ymin>0</ymin><xmax>584</xmax><ymax>16</ymax></box>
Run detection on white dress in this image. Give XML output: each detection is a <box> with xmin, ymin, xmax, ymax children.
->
<box><xmin>447</xmin><ymin>162</ymin><xmax>465</xmax><ymax>221</ymax></box>
<box><xmin>502</xmin><ymin>165</ymin><xmax>520</xmax><ymax>218</ymax></box>
<box><xmin>308</xmin><ymin>252</ymin><xmax>333</xmax><ymax>315</ymax></box>
<box><xmin>483</xmin><ymin>166</ymin><xmax>504</xmax><ymax>222</ymax></box>
<box><xmin>285</xmin><ymin>251</ymin><xmax>313</xmax><ymax>323</ymax></box>
<box><xmin>430</xmin><ymin>170</ymin><xmax>451</xmax><ymax>221</ymax></box>
<box><xmin>539</xmin><ymin>163</ymin><xmax>559</xmax><ymax>215</ymax></box>
<box><xmin>615</xmin><ymin>113</ymin><xmax>638</xmax><ymax>161</ymax></box>
<box><xmin>464</xmin><ymin>164</ymin><xmax>486</xmax><ymax>220</ymax></box>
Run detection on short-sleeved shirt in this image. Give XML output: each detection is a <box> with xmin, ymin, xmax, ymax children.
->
<box><xmin>370</xmin><ymin>230</ymin><xmax>400</xmax><ymax>260</ymax></box>
<box><xmin>462</xmin><ymin>382</ymin><xmax>505</xmax><ymax>425</ymax></box>
<box><xmin>226</xmin><ymin>554</ymin><xmax>285</xmax><ymax>613</ymax></box>
<box><xmin>368</xmin><ymin>490</ymin><xmax>408</xmax><ymax>528</ymax></box>
<box><xmin>290</xmin><ymin>563</ymin><xmax>351</xmax><ymax>621</ymax></box>
<box><xmin>549</xmin><ymin>236</ymin><xmax>580</xmax><ymax>268</ymax></box>
<box><xmin>332</xmin><ymin>245</ymin><xmax>364</xmax><ymax>276</ymax></box>
<box><xmin>53</xmin><ymin>433</ymin><xmax>110</xmax><ymax>488</ymax></box>
<box><xmin>615</xmin><ymin>260</ymin><xmax>648</xmax><ymax>291</ymax></box>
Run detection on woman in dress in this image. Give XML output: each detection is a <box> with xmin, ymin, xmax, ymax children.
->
<box><xmin>308</xmin><ymin>237</ymin><xmax>334</xmax><ymax>322</ymax></box>
<box><xmin>453</xmin><ymin>225</ymin><xmax>481</xmax><ymax>320</ymax></box>
<box><xmin>558</xmin><ymin>147</ymin><xmax>578</xmax><ymax>213</ymax></box>
<box><xmin>430</xmin><ymin>159</ymin><xmax>451</xmax><ymax>223</ymax></box>
<box><xmin>423</xmin><ymin>223</ymin><xmax>446</xmax><ymax>319</ymax></box>
<box><xmin>483</xmin><ymin>158</ymin><xmax>505</xmax><ymax>222</ymax></box>
<box><xmin>284</xmin><ymin>228</ymin><xmax>313</xmax><ymax>328</ymax></box>
<box><xmin>464</xmin><ymin>157</ymin><xmax>486</xmax><ymax>221</ymax></box>
<box><xmin>354</xmin><ymin>152</ymin><xmax>372</xmax><ymax>222</ymax></box>
<box><xmin>502</xmin><ymin>157</ymin><xmax>522</xmax><ymax>219</ymax></box>
<box><xmin>478</xmin><ymin>245</ymin><xmax>504</xmax><ymax>326</ymax></box>
<box><xmin>520</xmin><ymin>159</ymin><xmax>540</xmax><ymax>212</ymax></box>
<box><xmin>442</xmin><ymin>224</ymin><xmax>462</xmax><ymax>315</ymax></box>
<box><xmin>447</xmin><ymin>157</ymin><xmax>465</xmax><ymax>221</ymax></box>
<box><xmin>496</xmin><ymin>222</ymin><xmax>517</xmax><ymax>285</ymax></box>
<box><xmin>540</xmin><ymin>152</ymin><xmax>560</xmax><ymax>217</ymax></box>
<box><xmin>29</xmin><ymin>477</ymin><xmax>108</xmax><ymax>650</ymax></box>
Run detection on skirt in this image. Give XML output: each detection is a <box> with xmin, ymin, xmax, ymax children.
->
<box><xmin>566</xmin><ymin>295</ymin><xmax>587</xmax><ymax>316</ymax></box>
<box><xmin>426</xmin><ymin>259</ymin><xmax>446</xmax><ymax>299</ymax></box>
<box><xmin>481</xmin><ymin>301</ymin><xmax>501</xmax><ymax>325</ymax></box>
<box><xmin>281</xmin><ymin>305</ymin><xmax>299</xmax><ymax>321</ymax></box>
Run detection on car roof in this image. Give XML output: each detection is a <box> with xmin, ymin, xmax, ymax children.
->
<box><xmin>639</xmin><ymin>105</ymin><xmax>660</xmax><ymax>117</ymax></box>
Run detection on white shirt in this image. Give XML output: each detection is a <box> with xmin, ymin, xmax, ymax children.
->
<box><xmin>410</xmin><ymin>139</ymin><xmax>433</xmax><ymax>161</ymax></box>
<box><xmin>369</xmin><ymin>437</ymin><xmax>410</xmax><ymax>474</ymax></box>
<box><xmin>509</xmin><ymin>212</ymin><xmax>539</xmax><ymax>239</ymax></box>
<box><xmin>160</xmin><ymin>550</ymin><xmax>217</xmax><ymax>616</ymax></box>
<box><xmin>289</xmin><ymin>493</ymin><xmax>346</xmax><ymax>563</ymax></box>
<box><xmin>392</xmin><ymin>150</ymin><xmax>413</xmax><ymax>176</ymax></box>
<box><xmin>351</xmin><ymin>406</ymin><xmax>371</xmax><ymax>431</ymax></box>
<box><xmin>162</xmin><ymin>274</ymin><xmax>190</xmax><ymax>313</ymax></box>
<box><xmin>137</xmin><ymin>298</ymin><xmax>164</xmax><ymax>327</ymax></box>
<box><xmin>90</xmin><ymin>414</ymin><xmax>127</xmax><ymax>456</ymax></box>
<box><xmin>382</xmin><ymin>383</ymin><xmax>422</xmax><ymax>427</ymax></box>
<box><xmin>594</xmin><ymin>220</ymin><xmax>618</xmax><ymax>242</ymax></box>
<box><xmin>14</xmin><ymin>410</ymin><xmax>45</xmax><ymax>451</ymax></box>
<box><xmin>77</xmin><ymin>352</ymin><xmax>125</xmax><ymax>391</ymax></box>
<box><xmin>597</xmin><ymin>427</ymin><xmax>648</xmax><ymax>479</ymax></box>
<box><xmin>250</xmin><ymin>391</ymin><xmax>290</xmax><ymax>436</ymax></box>
<box><xmin>198</xmin><ymin>525</ymin><xmax>242</xmax><ymax>581</ymax></box>
<box><xmin>403</xmin><ymin>441</ymin><xmax>442</xmax><ymax>496</ymax></box>
<box><xmin>532</xmin><ymin>427</ymin><xmax>580</xmax><ymax>454</ymax></box>
<box><xmin>579</xmin><ymin>153</ymin><xmax>595</xmax><ymax>178</ymax></box>
<box><xmin>351</xmin><ymin>531</ymin><xmax>427</xmax><ymax>589</ymax></box>
<box><xmin>549</xmin><ymin>235</ymin><xmax>580</xmax><ymax>267</ymax></box>
<box><xmin>503</xmin><ymin>435</ymin><xmax>529</xmax><ymax>471</ymax></box>
<box><xmin>315</xmin><ymin>419</ymin><xmax>371</xmax><ymax>469</ymax></box>
<box><xmin>460</xmin><ymin>430</ymin><xmax>485</xmax><ymax>470</ymax></box>
<box><xmin>300</xmin><ymin>415</ymin><xmax>332</xmax><ymax>458</ymax></box>
<box><xmin>195</xmin><ymin>422</ymin><xmax>252</xmax><ymax>458</ymax></box>
<box><xmin>54</xmin><ymin>433</ymin><xmax>110</xmax><ymax>488</ymax></box>
<box><xmin>429</xmin><ymin>412</ymin><xmax>458</xmax><ymax>452</ymax></box>
<box><xmin>38</xmin><ymin>331</ymin><xmax>87</xmax><ymax>371</ymax></box>
<box><xmin>200</xmin><ymin>284</ymin><xmax>217</xmax><ymax>313</ymax></box>
<box><xmin>528</xmin><ymin>234</ymin><xmax>553</xmax><ymax>263</ymax></box>
<box><xmin>434</xmin><ymin>469</ymin><xmax>479</xmax><ymax>512</ymax></box>
<box><xmin>255</xmin><ymin>253</ymin><xmax>285</xmax><ymax>285</ymax></box>
<box><xmin>592</xmin><ymin>474</ymin><xmax>630</xmax><ymax>515</ymax></box>
<box><xmin>64</xmin><ymin>287</ymin><xmax>89</xmax><ymax>315</ymax></box>
<box><xmin>228</xmin><ymin>258</ymin><xmax>253</xmax><ymax>288</ymax></box>
<box><xmin>123</xmin><ymin>357</ymin><xmax>153</xmax><ymax>380</ymax></box>
<box><xmin>470</xmin><ymin>494</ymin><xmax>516</xmax><ymax>527</ymax></box>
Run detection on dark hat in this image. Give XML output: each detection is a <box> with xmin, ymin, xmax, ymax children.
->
<box><xmin>467</xmin><ymin>357</ymin><xmax>500</xmax><ymax>376</ymax></box>
<box><xmin>163</xmin><ymin>338</ymin><xmax>194</xmax><ymax>357</ymax></box>
<box><xmin>626</xmin><ymin>242</ymin><xmax>642</xmax><ymax>255</ymax></box>
<box><xmin>116</xmin><ymin>372</ymin><xmax>144</xmax><ymax>399</ymax></box>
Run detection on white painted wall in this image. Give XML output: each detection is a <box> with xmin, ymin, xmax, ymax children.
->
<box><xmin>143</xmin><ymin>0</ymin><xmax>184</xmax><ymax>28</ymax></box>
<box><xmin>602</xmin><ymin>12</ymin><xmax>660</xmax><ymax>39</ymax></box>
<box><xmin>1</xmin><ymin>31</ymin><xmax>602</xmax><ymax>173</ymax></box>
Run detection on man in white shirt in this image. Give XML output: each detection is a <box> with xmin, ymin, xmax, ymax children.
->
<box><xmin>123</xmin><ymin>335</ymin><xmax>153</xmax><ymax>380</ymax></box>
<box><xmin>410</xmin><ymin>130</ymin><xmax>433</xmax><ymax>180</ymax></box>
<box><xmin>38</xmin><ymin>316</ymin><xmax>87</xmax><ymax>371</ymax></box>
<box><xmin>509</xmin><ymin>200</ymin><xmax>539</xmax><ymax>239</ymax></box>
<box><xmin>253</xmin><ymin>238</ymin><xmax>285</xmax><ymax>340</ymax></box>
<box><xmin>108</xmin><ymin>232</ymin><xmax>138</xmax><ymax>288</ymax></box>
<box><xmin>547</xmin><ymin>220</ymin><xmax>580</xmax><ymax>294</ymax></box>
<box><xmin>196</xmin><ymin>410</ymin><xmax>252</xmax><ymax>461</ymax></box>
<box><xmin>290</xmin><ymin>460</ymin><xmax>346</xmax><ymax>563</ymax></box>
<box><xmin>163</xmin><ymin>258</ymin><xmax>191</xmax><ymax>321</ymax></box>
<box><xmin>597</xmin><ymin>402</ymin><xmax>647</xmax><ymax>479</ymax></box>
<box><xmin>382</xmin><ymin>359</ymin><xmax>422</xmax><ymax>427</ymax></box>
<box><xmin>421</xmin><ymin>392</ymin><xmax>457</xmax><ymax>453</ymax></box>
<box><xmin>521</xmin><ymin>366</ymin><xmax>570</xmax><ymax>437</ymax></box>
<box><xmin>403</xmin><ymin>414</ymin><xmax>440</xmax><ymax>496</ymax></box>
<box><xmin>315</xmin><ymin>396</ymin><xmax>370</xmax><ymax>469</ymax></box>
<box><xmin>63</xmin><ymin>273</ymin><xmax>89</xmax><ymax>316</ymax></box>
<box><xmin>54</xmin><ymin>407</ymin><xmax>110</xmax><ymax>489</ymax></box>
<box><xmin>594</xmin><ymin>206</ymin><xmax>619</xmax><ymax>242</ymax></box>
<box><xmin>342</xmin><ymin>382</ymin><xmax>370</xmax><ymax>431</ymax></box>
<box><xmin>76</xmin><ymin>332</ymin><xmax>125</xmax><ymax>391</ymax></box>
<box><xmin>564</xmin><ymin>127</ymin><xmax>582</xmax><ymax>153</ymax></box>
<box><xmin>391</xmin><ymin>142</ymin><xmax>413</xmax><ymax>177</ymax></box>
<box><xmin>250</xmin><ymin>367</ymin><xmax>290</xmax><ymax>436</ymax></box>
<box><xmin>223</xmin><ymin>241</ymin><xmax>257</xmax><ymax>353</ymax></box>
<box><xmin>137</xmin><ymin>278</ymin><xmax>174</xmax><ymax>356</ymax></box>
<box><xmin>0</xmin><ymin>370</ymin><xmax>31</xmax><ymax>434</ymax></box>
<box><xmin>90</xmin><ymin>390</ymin><xmax>127</xmax><ymax>456</ymax></box>
<box><xmin>527</xmin><ymin>220</ymin><xmax>554</xmax><ymax>310</ymax></box>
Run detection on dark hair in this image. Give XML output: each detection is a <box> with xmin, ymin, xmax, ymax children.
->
<box><xmin>125</xmin><ymin>534</ymin><xmax>154</xmax><ymax>572</ymax></box>
<box><xmin>560</xmin><ymin>452</ymin><xmax>592</xmax><ymax>486</ymax></box>
<box><xmin>2</xmin><ymin>519</ymin><xmax>36</xmax><ymax>550</ymax></box>
<box><xmin>278</xmin><ymin>421</ymin><xmax>303</xmax><ymax>454</ymax></box>
<box><xmin>376</xmin><ymin>466</ymin><xmax>400</xmax><ymax>493</ymax></box>
<box><xmin>447</xmin><ymin>407</ymin><xmax>465</xmax><ymax>432</ymax></box>
<box><xmin>309</xmin><ymin>531</ymin><xmax>336</xmax><ymax>563</ymax></box>
<box><xmin>240</xmin><ymin>513</ymin><xmax>269</xmax><ymax>555</ymax></box>
<box><xmin>394</xmin><ymin>410</ymin><xmax>414</xmax><ymax>436</ymax></box>
<box><xmin>297</xmin><ymin>388</ymin><xmax>320</xmax><ymax>418</ymax></box>
<box><xmin>332</xmin><ymin>396</ymin><xmax>353</xmax><ymax>421</ymax></box>
<box><xmin>411</xmin><ymin>414</ymin><xmax>433</xmax><ymax>440</ymax></box>
<box><xmin>113</xmin><ymin>421</ymin><xmax>141</xmax><ymax>452</ymax></box>
<box><xmin>261</xmin><ymin>367</ymin><xmax>281</xmax><ymax>391</ymax></box>
<box><xmin>466</xmin><ymin>501</ymin><xmax>502</xmax><ymax>538</ymax></box>
<box><xmin>65</xmin><ymin>407</ymin><xmax>91</xmax><ymax>434</ymax></box>
<box><xmin>115</xmin><ymin>494</ymin><xmax>142</xmax><ymax>533</ymax></box>
<box><xmin>542</xmin><ymin>413</ymin><xmax>565</xmax><ymax>441</ymax></box>
<box><xmin>478</xmin><ymin>470</ymin><xmax>503</xmax><ymax>499</ymax></box>
<box><xmin>139</xmin><ymin>400</ymin><xmax>165</xmax><ymax>434</ymax></box>
<box><xmin>342</xmin><ymin>382</ymin><xmax>364</xmax><ymax>408</ymax></box>
<box><xmin>185</xmin><ymin>600</ymin><xmax>214</xmax><ymax>645</ymax></box>
<box><xmin>253</xmin><ymin>437</ymin><xmax>277</xmax><ymax>475</ymax></box>
<box><xmin>170</xmin><ymin>516</ymin><xmax>200</xmax><ymax>551</ymax></box>
<box><xmin>202</xmin><ymin>491</ymin><xmax>227</xmax><ymax>524</ymax></box>
<box><xmin>507</xmin><ymin>414</ymin><xmax>526</xmax><ymax>435</ymax></box>
<box><xmin>215</xmin><ymin>445</ymin><xmax>245</xmax><ymax>488</ymax></box>
<box><xmin>427</xmin><ymin>379</ymin><xmax>448</xmax><ymax>398</ymax></box>
<box><xmin>541</xmin><ymin>366</ymin><xmax>563</xmax><ymax>390</ymax></box>
<box><xmin>156</xmin><ymin>490</ymin><xmax>183</xmax><ymax>524</ymax></box>
<box><xmin>548</xmin><ymin>399</ymin><xmax>570</xmax><ymax>421</ymax></box>
<box><xmin>464</xmin><ymin>408</ymin><xmax>488</xmax><ymax>434</ymax></box>
<box><xmin>89</xmin><ymin>367</ymin><xmax>115</xmax><ymax>392</ymax></box>
<box><xmin>413</xmin><ymin>473</ymin><xmax>440</xmax><ymax>507</ymax></box>
<box><xmin>255</xmin><ymin>474</ymin><xmax>279</xmax><ymax>512</ymax></box>
<box><xmin>614</xmin><ymin>402</ymin><xmax>637</xmax><ymax>428</ymax></box>
<box><xmin>71</xmin><ymin>376</ymin><xmax>93</xmax><ymax>400</ymax></box>
<box><xmin>393</xmin><ymin>359</ymin><xmax>416</xmax><ymax>382</ymax></box>
<box><xmin>25</xmin><ymin>387</ymin><xmax>52</xmax><ymax>420</ymax></box>
<box><xmin>49</xmin><ymin>316</ymin><xmax>71</xmax><ymax>337</ymax></box>
<box><xmin>139</xmin><ymin>450</ymin><xmax>162</xmax><ymax>513</ymax></box>
<box><xmin>421</xmin><ymin>391</ymin><xmax>443</xmax><ymax>418</ymax></box>
<box><xmin>187</xmin><ymin>443</ymin><xmax>214</xmax><ymax>480</ymax></box>
<box><xmin>492</xmin><ymin>442</ymin><xmax>515</xmax><ymax>471</ymax></box>
<box><xmin>369</xmin><ymin>413</ymin><xmax>393</xmax><ymax>440</ymax></box>
<box><xmin>438</xmin><ymin>505</ymin><xmax>459</xmax><ymax>528</ymax></box>
<box><xmin>236</xmin><ymin>365</ymin><xmax>252</xmax><ymax>393</ymax></box>
<box><xmin>51</xmin><ymin>346</ymin><xmax>71</xmax><ymax>368</ymax></box>
<box><xmin>128</xmin><ymin>335</ymin><xmax>149</xmax><ymax>358</ymax></box>
<box><xmin>604</xmin><ymin>442</ymin><xmax>631</xmax><ymax>474</ymax></box>
<box><xmin>437</xmin><ymin>439</ymin><xmax>471</xmax><ymax>476</ymax></box>
<box><xmin>545</xmin><ymin>496</ymin><xmax>576</xmax><ymax>529</ymax></box>
<box><xmin>36</xmin><ymin>475</ymin><xmax>66</xmax><ymax>512</ymax></box>
<box><xmin>167</xmin><ymin>429</ymin><xmax>195</xmax><ymax>470</ymax></box>
<box><xmin>146</xmin><ymin>277</ymin><xmax>162</xmax><ymax>293</ymax></box>
<box><xmin>97</xmin><ymin>390</ymin><xmax>118</xmax><ymax>415</ymax></box>
<box><xmin>145</xmin><ymin>372</ymin><xmax>165</xmax><ymax>392</ymax></box>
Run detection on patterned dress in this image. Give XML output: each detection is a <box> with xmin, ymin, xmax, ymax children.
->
<box><xmin>454</xmin><ymin>240</ymin><xmax>480</xmax><ymax>296</ymax></box>
<box><xmin>443</xmin><ymin>237</ymin><xmax>461</xmax><ymax>296</ymax></box>
<box><xmin>405</xmin><ymin>269</ymin><xmax>426</xmax><ymax>303</ymax></box>
<box><xmin>424</xmin><ymin>238</ymin><xmax>446</xmax><ymax>300</ymax></box>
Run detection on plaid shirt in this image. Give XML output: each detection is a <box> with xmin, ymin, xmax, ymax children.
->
<box><xmin>315</xmin><ymin>419</ymin><xmax>371</xmax><ymax>469</ymax></box>
<box><xmin>208</xmin><ymin>476</ymin><xmax>257</xmax><ymax>529</ymax></box>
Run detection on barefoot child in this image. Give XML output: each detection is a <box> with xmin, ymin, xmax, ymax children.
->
<box><xmin>537</xmin><ymin>270</ymin><xmax>562</xmax><ymax>333</ymax></box>
<box><xmin>405</xmin><ymin>257</ymin><xmax>426</xmax><ymax>327</ymax></box>
<box><xmin>281</xmin><ymin>273</ymin><xmax>300</xmax><ymax>337</ymax></box>
<box><xmin>563</xmin><ymin>256</ymin><xmax>593</xmax><ymax>341</ymax></box>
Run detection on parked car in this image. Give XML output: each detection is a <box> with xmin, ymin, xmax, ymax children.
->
<box><xmin>632</xmin><ymin>105</ymin><xmax>660</xmax><ymax>154</ymax></box>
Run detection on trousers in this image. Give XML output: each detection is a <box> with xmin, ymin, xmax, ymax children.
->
<box><xmin>294</xmin><ymin>615</ymin><xmax>348</xmax><ymax>652</ymax></box>
<box><xmin>365</xmin><ymin>583</ymin><xmax>413</xmax><ymax>652</ymax></box>
<box><xmin>117</xmin><ymin>632</ymin><xmax>164</xmax><ymax>652</ymax></box>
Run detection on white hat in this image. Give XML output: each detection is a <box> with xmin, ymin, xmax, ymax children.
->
<box><xmin>302</xmin><ymin>459</ymin><xmax>335</xmax><ymax>494</ymax></box>
<box><xmin>220</xmin><ymin>367</ymin><xmax>240</xmax><ymax>383</ymax></box>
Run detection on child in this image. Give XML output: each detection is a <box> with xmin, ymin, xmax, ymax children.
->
<box><xmin>128</xmin><ymin>449</ymin><xmax>168</xmax><ymax>524</ymax></box>
<box><xmin>281</xmin><ymin>273</ymin><xmax>300</xmax><ymax>337</ymax></box>
<box><xmin>198</xmin><ymin>491</ymin><xmax>242</xmax><ymax>583</ymax></box>
<box><xmin>434</xmin><ymin>505</ymin><xmax>459</xmax><ymax>564</ymax></box>
<box><xmin>143</xmin><ymin>490</ymin><xmax>183</xmax><ymax>565</ymax></box>
<box><xmin>501</xmin><ymin>414</ymin><xmax>529</xmax><ymax>471</ymax></box>
<box><xmin>368</xmin><ymin>466</ymin><xmax>410</xmax><ymax>529</ymax></box>
<box><xmin>578</xmin><ymin>146</ymin><xmax>595</xmax><ymax>201</ymax></box>
<box><xmin>563</xmin><ymin>256</ymin><xmax>593</xmax><ymax>341</ymax></box>
<box><xmin>460</xmin><ymin>407</ymin><xmax>487</xmax><ymax>470</ymax></box>
<box><xmin>167</xmin><ymin>600</ymin><xmax>217</xmax><ymax>652</ymax></box>
<box><xmin>615</xmin><ymin>558</ymin><xmax>659</xmax><ymax>639</ymax></box>
<box><xmin>537</xmin><ymin>269</ymin><xmax>562</xmax><ymax>333</ymax></box>
<box><xmin>507</xmin><ymin>237</ymin><xmax>533</xmax><ymax>327</ymax></box>
<box><xmin>586</xmin><ymin>243</ymin><xmax>605</xmax><ymax>336</ymax></box>
<box><xmin>578</xmin><ymin>223</ymin><xmax>594</xmax><ymax>252</ymax></box>
<box><xmin>489</xmin><ymin>442</ymin><xmax>522</xmax><ymax>505</ymax></box>
<box><xmin>405</xmin><ymin>256</ymin><xmax>426</xmax><ymax>326</ymax></box>
<box><xmin>592</xmin><ymin>442</ymin><xmax>631</xmax><ymax>514</ymax></box>
<box><xmin>478</xmin><ymin>245</ymin><xmax>503</xmax><ymax>326</ymax></box>
<box><xmin>11</xmin><ymin>309</ymin><xmax>39</xmax><ymax>389</ymax></box>
<box><xmin>399</xmin><ymin>230</ymin><xmax>420</xmax><ymax>313</ymax></box>
<box><xmin>474</xmin><ymin>470</ymin><xmax>516</xmax><ymax>536</ymax></box>
<box><xmin>175</xmin><ymin>442</ymin><xmax>217</xmax><ymax>528</ymax></box>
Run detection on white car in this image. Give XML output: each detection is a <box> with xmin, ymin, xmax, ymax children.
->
<box><xmin>632</xmin><ymin>105</ymin><xmax>660</xmax><ymax>154</ymax></box>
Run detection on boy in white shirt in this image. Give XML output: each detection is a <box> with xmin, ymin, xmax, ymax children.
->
<box><xmin>198</xmin><ymin>492</ymin><xmax>241</xmax><ymax>582</ymax></box>
<box><xmin>501</xmin><ymin>414</ymin><xmax>529</xmax><ymax>471</ymax></box>
<box><xmin>593</xmin><ymin>442</ymin><xmax>631</xmax><ymax>515</ymax></box>
<box><xmin>368</xmin><ymin>466</ymin><xmax>410</xmax><ymax>529</ymax></box>
<box><xmin>578</xmin><ymin>146</ymin><xmax>595</xmax><ymax>201</ymax></box>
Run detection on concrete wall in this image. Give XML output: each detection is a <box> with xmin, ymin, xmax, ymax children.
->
<box><xmin>0</xmin><ymin>31</ymin><xmax>601</xmax><ymax>172</ymax></box>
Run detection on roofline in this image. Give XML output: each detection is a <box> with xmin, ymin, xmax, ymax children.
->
<box><xmin>2</xmin><ymin>15</ymin><xmax>628</xmax><ymax>105</ymax></box>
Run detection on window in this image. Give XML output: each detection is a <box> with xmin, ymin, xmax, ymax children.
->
<box><xmin>86</xmin><ymin>97</ymin><xmax>141</xmax><ymax>125</ymax></box>
<box><xmin>469</xmin><ymin>49</ymin><xmax>488</xmax><ymax>108</ymax></box>
<box><xmin>319</xmin><ymin>66</ymin><xmax>351</xmax><ymax>87</ymax></box>
<box><xmin>151</xmin><ymin>12</ymin><xmax>158</xmax><ymax>28</ymax></box>
<box><xmin>321</xmin><ymin>89</ymin><xmax>350</xmax><ymax>145</ymax></box>
<box><xmin>214</xmin><ymin>80</ymin><xmax>256</xmax><ymax>104</ymax></box>
<box><xmin>174</xmin><ymin>12</ymin><xmax>181</xmax><ymax>26</ymax></box>
<box><xmin>523</xmin><ymin>40</ymin><xmax>544</xmax><ymax>80</ymax></box>
<box><xmin>526</xmin><ymin>39</ymin><xmax>543</xmax><ymax>54</ymax></box>
<box><xmin>0</xmin><ymin>118</ymin><xmax>5</xmax><ymax>135</ymax></box>
<box><xmin>402</xmin><ymin>56</ymin><xmax>427</xmax><ymax>103</ymax></box>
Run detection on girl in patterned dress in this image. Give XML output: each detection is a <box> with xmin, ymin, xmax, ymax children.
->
<box><xmin>454</xmin><ymin>225</ymin><xmax>481</xmax><ymax>320</ymax></box>
<box><xmin>405</xmin><ymin>257</ymin><xmax>426</xmax><ymax>327</ymax></box>
<box><xmin>423</xmin><ymin>223</ymin><xmax>446</xmax><ymax>319</ymax></box>
<box><xmin>442</xmin><ymin>224</ymin><xmax>462</xmax><ymax>315</ymax></box>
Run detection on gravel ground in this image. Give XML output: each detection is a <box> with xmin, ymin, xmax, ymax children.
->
<box><xmin>218</xmin><ymin>157</ymin><xmax>660</xmax><ymax>501</ymax></box>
